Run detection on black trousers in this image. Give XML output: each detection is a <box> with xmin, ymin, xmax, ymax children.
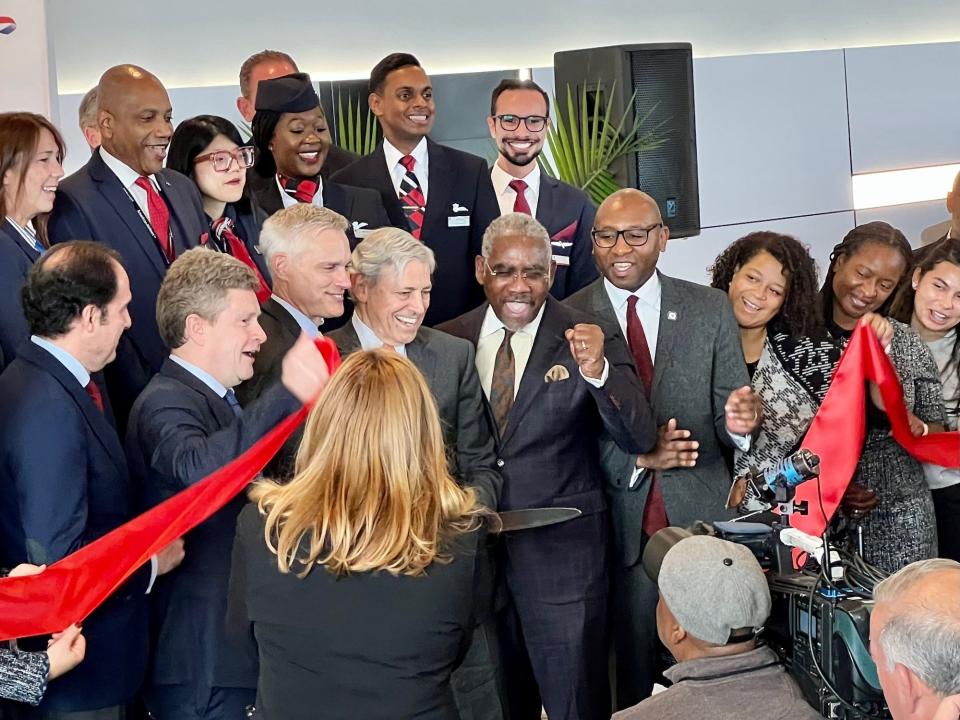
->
<box><xmin>933</xmin><ymin>483</ymin><xmax>960</xmax><ymax>563</ymax></box>
<box><xmin>609</xmin><ymin>561</ymin><xmax>661</xmax><ymax>711</ymax></box>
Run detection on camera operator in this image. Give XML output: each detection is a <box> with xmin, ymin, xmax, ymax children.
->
<box><xmin>870</xmin><ymin>559</ymin><xmax>960</xmax><ymax>720</ymax></box>
<box><xmin>613</xmin><ymin>532</ymin><xmax>821</xmax><ymax>720</ymax></box>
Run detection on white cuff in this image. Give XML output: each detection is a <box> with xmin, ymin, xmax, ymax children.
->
<box><xmin>629</xmin><ymin>465</ymin><xmax>648</xmax><ymax>489</ymax></box>
<box><xmin>728</xmin><ymin>429</ymin><xmax>752</xmax><ymax>452</ymax></box>
<box><xmin>146</xmin><ymin>556</ymin><xmax>158</xmax><ymax>594</ymax></box>
<box><xmin>580</xmin><ymin>358</ymin><xmax>610</xmax><ymax>387</ymax></box>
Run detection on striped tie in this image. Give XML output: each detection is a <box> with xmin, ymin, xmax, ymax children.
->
<box><xmin>398</xmin><ymin>155</ymin><xmax>426</xmax><ymax>240</ymax></box>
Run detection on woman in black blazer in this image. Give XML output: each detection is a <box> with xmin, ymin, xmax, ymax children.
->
<box><xmin>166</xmin><ymin>115</ymin><xmax>271</xmax><ymax>299</ymax></box>
<box><xmin>0</xmin><ymin>112</ymin><xmax>65</xmax><ymax>369</ymax></box>
<box><xmin>227</xmin><ymin>350</ymin><xmax>487</xmax><ymax>720</ymax></box>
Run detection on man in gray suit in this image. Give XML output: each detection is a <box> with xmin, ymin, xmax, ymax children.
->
<box><xmin>565</xmin><ymin>189</ymin><xmax>761</xmax><ymax>710</ymax></box>
<box><xmin>326</xmin><ymin>226</ymin><xmax>504</xmax><ymax>720</ymax></box>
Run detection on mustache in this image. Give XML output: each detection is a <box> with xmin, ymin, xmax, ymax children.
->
<box><xmin>503</xmin><ymin>294</ymin><xmax>533</xmax><ymax>304</ymax></box>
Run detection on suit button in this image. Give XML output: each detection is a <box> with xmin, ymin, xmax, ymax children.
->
<box><xmin>496</xmin><ymin>459</ymin><xmax>505</xmax><ymax>468</ymax></box>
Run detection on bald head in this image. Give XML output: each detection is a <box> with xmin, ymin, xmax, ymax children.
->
<box><xmin>97</xmin><ymin>64</ymin><xmax>173</xmax><ymax>175</ymax></box>
<box><xmin>592</xmin><ymin>188</ymin><xmax>669</xmax><ymax>291</ymax></box>
<box><xmin>870</xmin><ymin>560</ymin><xmax>960</xmax><ymax>720</ymax></box>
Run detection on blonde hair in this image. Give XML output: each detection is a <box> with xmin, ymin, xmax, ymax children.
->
<box><xmin>250</xmin><ymin>350</ymin><xmax>481</xmax><ymax>577</ymax></box>
<box><xmin>259</xmin><ymin>204</ymin><xmax>349</xmax><ymax>264</ymax></box>
<box><xmin>156</xmin><ymin>247</ymin><xmax>259</xmax><ymax>349</ymax></box>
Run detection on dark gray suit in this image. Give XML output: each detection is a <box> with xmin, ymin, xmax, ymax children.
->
<box><xmin>328</xmin><ymin>321</ymin><xmax>504</xmax><ymax>720</ymax></box>
<box><xmin>566</xmin><ymin>273</ymin><xmax>750</xmax><ymax>708</ymax></box>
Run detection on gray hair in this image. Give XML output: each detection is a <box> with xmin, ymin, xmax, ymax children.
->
<box><xmin>78</xmin><ymin>87</ymin><xmax>99</xmax><ymax>129</ymax></box>
<box><xmin>481</xmin><ymin>212</ymin><xmax>552</xmax><ymax>265</ymax></box>
<box><xmin>351</xmin><ymin>226</ymin><xmax>435</xmax><ymax>284</ymax></box>
<box><xmin>874</xmin><ymin>558</ymin><xmax>960</xmax><ymax>695</ymax></box>
<box><xmin>259</xmin><ymin>205</ymin><xmax>349</xmax><ymax>265</ymax></box>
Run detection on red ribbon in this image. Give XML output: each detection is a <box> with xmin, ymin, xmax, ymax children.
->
<box><xmin>0</xmin><ymin>338</ymin><xmax>341</xmax><ymax>641</ymax></box>
<box><xmin>792</xmin><ymin>324</ymin><xmax>960</xmax><ymax>539</ymax></box>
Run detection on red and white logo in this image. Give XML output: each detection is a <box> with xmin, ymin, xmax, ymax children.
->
<box><xmin>0</xmin><ymin>16</ymin><xmax>16</xmax><ymax>35</ymax></box>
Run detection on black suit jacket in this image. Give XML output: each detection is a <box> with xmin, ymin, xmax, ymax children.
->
<box><xmin>0</xmin><ymin>342</ymin><xmax>149</xmax><ymax>712</ymax></box>
<box><xmin>332</xmin><ymin>139</ymin><xmax>500</xmax><ymax>326</ymax></box>
<box><xmin>125</xmin><ymin>358</ymin><xmax>300</xmax><ymax>689</ymax></box>
<box><xmin>246</xmin><ymin>170</ymin><xmax>390</xmax><ymax>245</ymax></box>
<box><xmin>47</xmin><ymin>151</ymin><xmax>207</xmax><ymax>427</ymax></box>
<box><xmin>328</xmin><ymin>322</ymin><xmax>502</xmax><ymax>509</ymax></box>
<box><xmin>535</xmin><ymin>175</ymin><xmax>599</xmax><ymax>300</ymax></box>
<box><xmin>322</xmin><ymin>144</ymin><xmax>359</xmax><ymax>180</ymax></box>
<box><xmin>227</xmin><ymin>503</ymin><xmax>485</xmax><ymax>720</ymax></box>
<box><xmin>202</xmin><ymin>202</ymin><xmax>272</xmax><ymax>285</ymax></box>
<box><xmin>438</xmin><ymin>298</ymin><xmax>656</xmax><ymax>602</ymax></box>
<box><xmin>0</xmin><ymin>219</ymin><xmax>39</xmax><ymax>371</ymax></box>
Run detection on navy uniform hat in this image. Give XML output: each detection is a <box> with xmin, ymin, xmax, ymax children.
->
<box><xmin>255</xmin><ymin>72</ymin><xmax>320</xmax><ymax>113</ymax></box>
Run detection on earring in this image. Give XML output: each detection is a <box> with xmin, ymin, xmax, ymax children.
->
<box><xmin>912</xmin><ymin>282</ymin><xmax>917</xmax><ymax>289</ymax></box>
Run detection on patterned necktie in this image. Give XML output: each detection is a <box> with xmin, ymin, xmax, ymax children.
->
<box><xmin>509</xmin><ymin>179</ymin><xmax>531</xmax><ymax>215</ymax></box>
<box><xmin>224</xmin><ymin>389</ymin><xmax>243</xmax><ymax>418</ymax></box>
<box><xmin>134</xmin><ymin>177</ymin><xmax>173</xmax><ymax>262</ymax></box>
<box><xmin>85</xmin><ymin>379</ymin><xmax>104</xmax><ymax>413</ymax></box>
<box><xmin>627</xmin><ymin>295</ymin><xmax>668</xmax><ymax>535</ymax></box>
<box><xmin>211</xmin><ymin>217</ymin><xmax>271</xmax><ymax>304</ymax></box>
<box><xmin>398</xmin><ymin>155</ymin><xmax>426</xmax><ymax>240</ymax></box>
<box><xmin>278</xmin><ymin>175</ymin><xmax>320</xmax><ymax>204</ymax></box>
<box><xmin>489</xmin><ymin>329</ymin><xmax>515</xmax><ymax>434</ymax></box>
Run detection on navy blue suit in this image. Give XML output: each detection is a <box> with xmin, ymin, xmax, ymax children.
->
<box><xmin>0</xmin><ymin>341</ymin><xmax>150</xmax><ymax>713</ymax></box>
<box><xmin>125</xmin><ymin>358</ymin><xmax>300</xmax><ymax>719</ymax></box>
<box><xmin>332</xmin><ymin>139</ymin><xmax>500</xmax><ymax>326</ymax></box>
<box><xmin>202</xmin><ymin>202</ymin><xmax>273</xmax><ymax>285</ymax></box>
<box><xmin>47</xmin><ymin>151</ymin><xmax>207</xmax><ymax>427</ymax></box>
<box><xmin>535</xmin><ymin>176</ymin><xmax>599</xmax><ymax>300</ymax></box>
<box><xmin>0</xmin><ymin>220</ymin><xmax>40</xmax><ymax>372</ymax></box>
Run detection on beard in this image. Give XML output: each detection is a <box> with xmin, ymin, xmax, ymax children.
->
<box><xmin>499</xmin><ymin>141</ymin><xmax>543</xmax><ymax>167</ymax></box>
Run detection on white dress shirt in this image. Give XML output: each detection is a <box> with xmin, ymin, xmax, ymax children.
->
<box><xmin>99</xmin><ymin>147</ymin><xmax>160</xmax><ymax>217</ymax></box>
<box><xmin>491</xmin><ymin>162</ymin><xmax>541</xmax><ymax>217</ymax></box>
<box><xmin>276</xmin><ymin>175</ymin><xmax>324</xmax><ymax>209</ymax></box>
<box><xmin>383</xmin><ymin>137</ymin><xmax>429</xmax><ymax>201</ymax></box>
<box><xmin>169</xmin><ymin>354</ymin><xmax>229</xmax><ymax>399</ymax></box>
<box><xmin>272</xmin><ymin>294</ymin><xmax>321</xmax><ymax>339</ymax></box>
<box><xmin>5</xmin><ymin>217</ymin><xmax>43</xmax><ymax>254</ymax></box>
<box><xmin>351</xmin><ymin>313</ymin><xmax>407</xmax><ymax>357</ymax></box>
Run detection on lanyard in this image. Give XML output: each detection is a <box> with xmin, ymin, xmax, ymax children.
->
<box><xmin>120</xmin><ymin>181</ymin><xmax>175</xmax><ymax>266</ymax></box>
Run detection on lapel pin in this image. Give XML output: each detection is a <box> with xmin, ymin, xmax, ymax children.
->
<box><xmin>452</xmin><ymin>203</ymin><xmax>469</xmax><ymax>213</ymax></box>
<box><xmin>667</xmin><ymin>311</ymin><xmax>678</xmax><ymax>321</ymax></box>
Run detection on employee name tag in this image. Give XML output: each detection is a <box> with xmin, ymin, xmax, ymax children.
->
<box><xmin>552</xmin><ymin>254</ymin><xmax>570</xmax><ymax>266</ymax></box>
<box><xmin>354</xmin><ymin>228</ymin><xmax>372</xmax><ymax>238</ymax></box>
<box><xmin>448</xmin><ymin>215</ymin><xmax>471</xmax><ymax>228</ymax></box>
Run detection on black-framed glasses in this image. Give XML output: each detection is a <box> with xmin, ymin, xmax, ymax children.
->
<box><xmin>483</xmin><ymin>259</ymin><xmax>550</xmax><ymax>283</ymax></box>
<box><xmin>494</xmin><ymin>114</ymin><xmax>548</xmax><ymax>132</ymax></box>
<box><xmin>194</xmin><ymin>146</ymin><xmax>255</xmax><ymax>172</ymax></box>
<box><xmin>591</xmin><ymin>223</ymin><xmax>663</xmax><ymax>248</ymax></box>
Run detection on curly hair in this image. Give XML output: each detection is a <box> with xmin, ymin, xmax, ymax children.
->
<box><xmin>709</xmin><ymin>231</ymin><xmax>823</xmax><ymax>338</ymax></box>
<box><xmin>819</xmin><ymin>221</ymin><xmax>912</xmax><ymax>326</ymax></box>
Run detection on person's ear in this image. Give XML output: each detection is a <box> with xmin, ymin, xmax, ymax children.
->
<box><xmin>184</xmin><ymin>314</ymin><xmax>206</xmax><ymax>346</ymax></box>
<box><xmin>271</xmin><ymin>253</ymin><xmax>289</xmax><ymax>282</ymax></box>
<box><xmin>352</xmin><ymin>273</ymin><xmax>370</xmax><ymax>304</ymax></box>
<box><xmin>368</xmin><ymin>92</ymin><xmax>383</xmax><ymax>119</ymax></box>
<box><xmin>486</xmin><ymin>115</ymin><xmax>497</xmax><ymax>139</ymax></box>
<box><xmin>658</xmin><ymin>225</ymin><xmax>670</xmax><ymax>252</ymax></box>
<box><xmin>474</xmin><ymin>255</ymin><xmax>486</xmax><ymax>286</ymax></box>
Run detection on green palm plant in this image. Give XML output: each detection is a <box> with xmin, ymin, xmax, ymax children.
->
<box><xmin>335</xmin><ymin>90</ymin><xmax>380</xmax><ymax>156</ymax></box>
<box><xmin>540</xmin><ymin>81</ymin><xmax>667</xmax><ymax>206</ymax></box>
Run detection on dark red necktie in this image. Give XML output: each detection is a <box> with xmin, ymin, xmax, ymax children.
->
<box><xmin>398</xmin><ymin>155</ymin><xmax>426</xmax><ymax>240</ymax></box>
<box><xmin>627</xmin><ymin>295</ymin><xmax>668</xmax><ymax>535</ymax></box>
<box><xmin>85</xmin><ymin>379</ymin><xmax>104</xmax><ymax>413</ymax></box>
<box><xmin>210</xmin><ymin>217</ymin><xmax>271</xmax><ymax>304</ymax></box>
<box><xmin>509</xmin><ymin>179</ymin><xmax>531</xmax><ymax>215</ymax></box>
<box><xmin>278</xmin><ymin>175</ymin><xmax>319</xmax><ymax>204</ymax></box>
<box><xmin>134</xmin><ymin>177</ymin><xmax>173</xmax><ymax>262</ymax></box>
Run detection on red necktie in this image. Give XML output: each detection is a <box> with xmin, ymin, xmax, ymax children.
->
<box><xmin>509</xmin><ymin>179</ymin><xmax>531</xmax><ymax>215</ymax></box>
<box><xmin>278</xmin><ymin>175</ymin><xmax>319</xmax><ymax>204</ymax></box>
<box><xmin>627</xmin><ymin>295</ymin><xmax>668</xmax><ymax>535</ymax></box>
<box><xmin>85</xmin><ymin>379</ymin><xmax>104</xmax><ymax>413</ymax></box>
<box><xmin>398</xmin><ymin>155</ymin><xmax>426</xmax><ymax>240</ymax></box>
<box><xmin>134</xmin><ymin>177</ymin><xmax>173</xmax><ymax>262</ymax></box>
<box><xmin>211</xmin><ymin>217</ymin><xmax>271</xmax><ymax>304</ymax></box>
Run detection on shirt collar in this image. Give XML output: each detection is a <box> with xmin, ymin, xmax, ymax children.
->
<box><xmin>169</xmin><ymin>354</ymin><xmax>228</xmax><ymax>398</ymax></box>
<box><xmin>490</xmin><ymin>162</ymin><xmax>541</xmax><ymax>202</ymax></box>
<box><xmin>480</xmin><ymin>301</ymin><xmax>547</xmax><ymax>339</ymax></box>
<box><xmin>351</xmin><ymin>312</ymin><xmax>407</xmax><ymax>356</ymax></box>
<box><xmin>5</xmin><ymin>216</ymin><xmax>43</xmax><ymax>253</ymax></box>
<box><xmin>663</xmin><ymin>646</ymin><xmax>776</xmax><ymax>684</ymax></box>
<box><xmin>31</xmin><ymin>335</ymin><xmax>90</xmax><ymax>387</ymax></box>
<box><xmin>603</xmin><ymin>272</ymin><xmax>661</xmax><ymax>314</ymax></box>
<box><xmin>274</xmin><ymin>174</ymin><xmax>324</xmax><ymax>209</ymax></box>
<box><xmin>272</xmin><ymin>294</ymin><xmax>321</xmax><ymax>339</ymax></box>
<box><xmin>99</xmin><ymin>146</ymin><xmax>156</xmax><ymax>190</ymax></box>
<box><xmin>384</xmin><ymin>136</ymin><xmax>429</xmax><ymax>172</ymax></box>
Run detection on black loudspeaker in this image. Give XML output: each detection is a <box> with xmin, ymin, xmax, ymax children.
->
<box><xmin>553</xmin><ymin>43</ymin><xmax>700</xmax><ymax>237</ymax></box>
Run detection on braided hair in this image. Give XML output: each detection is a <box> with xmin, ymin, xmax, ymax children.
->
<box><xmin>709</xmin><ymin>231</ymin><xmax>823</xmax><ymax>338</ymax></box>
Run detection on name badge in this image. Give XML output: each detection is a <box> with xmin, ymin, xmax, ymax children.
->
<box><xmin>354</xmin><ymin>228</ymin><xmax>372</xmax><ymax>239</ymax></box>
<box><xmin>551</xmin><ymin>254</ymin><xmax>570</xmax><ymax>266</ymax></box>
<box><xmin>448</xmin><ymin>215</ymin><xmax>471</xmax><ymax>228</ymax></box>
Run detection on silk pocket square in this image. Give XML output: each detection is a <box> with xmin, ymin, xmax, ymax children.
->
<box><xmin>544</xmin><ymin>364</ymin><xmax>570</xmax><ymax>383</ymax></box>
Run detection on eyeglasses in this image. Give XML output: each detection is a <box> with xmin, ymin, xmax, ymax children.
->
<box><xmin>194</xmin><ymin>146</ymin><xmax>255</xmax><ymax>172</ymax></box>
<box><xmin>591</xmin><ymin>223</ymin><xmax>663</xmax><ymax>248</ymax></box>
<box><xmin>483</xmin><ymin>259</ymin><xmax>550</xmax><ymax>283</ymax></box>
<box><xmin>493</xmin><ymin>114</ymin><xmax>548</xmax><ymax>132</ymax></box>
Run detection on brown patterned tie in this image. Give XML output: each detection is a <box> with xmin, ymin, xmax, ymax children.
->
<box><xmin>489</xmin><ymin>329</ymin><xmax>515</xmax><ymax>433</ymax></box>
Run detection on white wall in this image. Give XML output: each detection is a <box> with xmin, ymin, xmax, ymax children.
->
<box><xmin>0</xmin><ymin>0</ymin><xmax>56</xmax><ymax>115</ymax></box>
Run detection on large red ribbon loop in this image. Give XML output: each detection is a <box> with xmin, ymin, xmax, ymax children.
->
<box><xmin>0</xmin><ymin>338</ymin><xmax>341</xmax><ymax>641</ymax></box>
